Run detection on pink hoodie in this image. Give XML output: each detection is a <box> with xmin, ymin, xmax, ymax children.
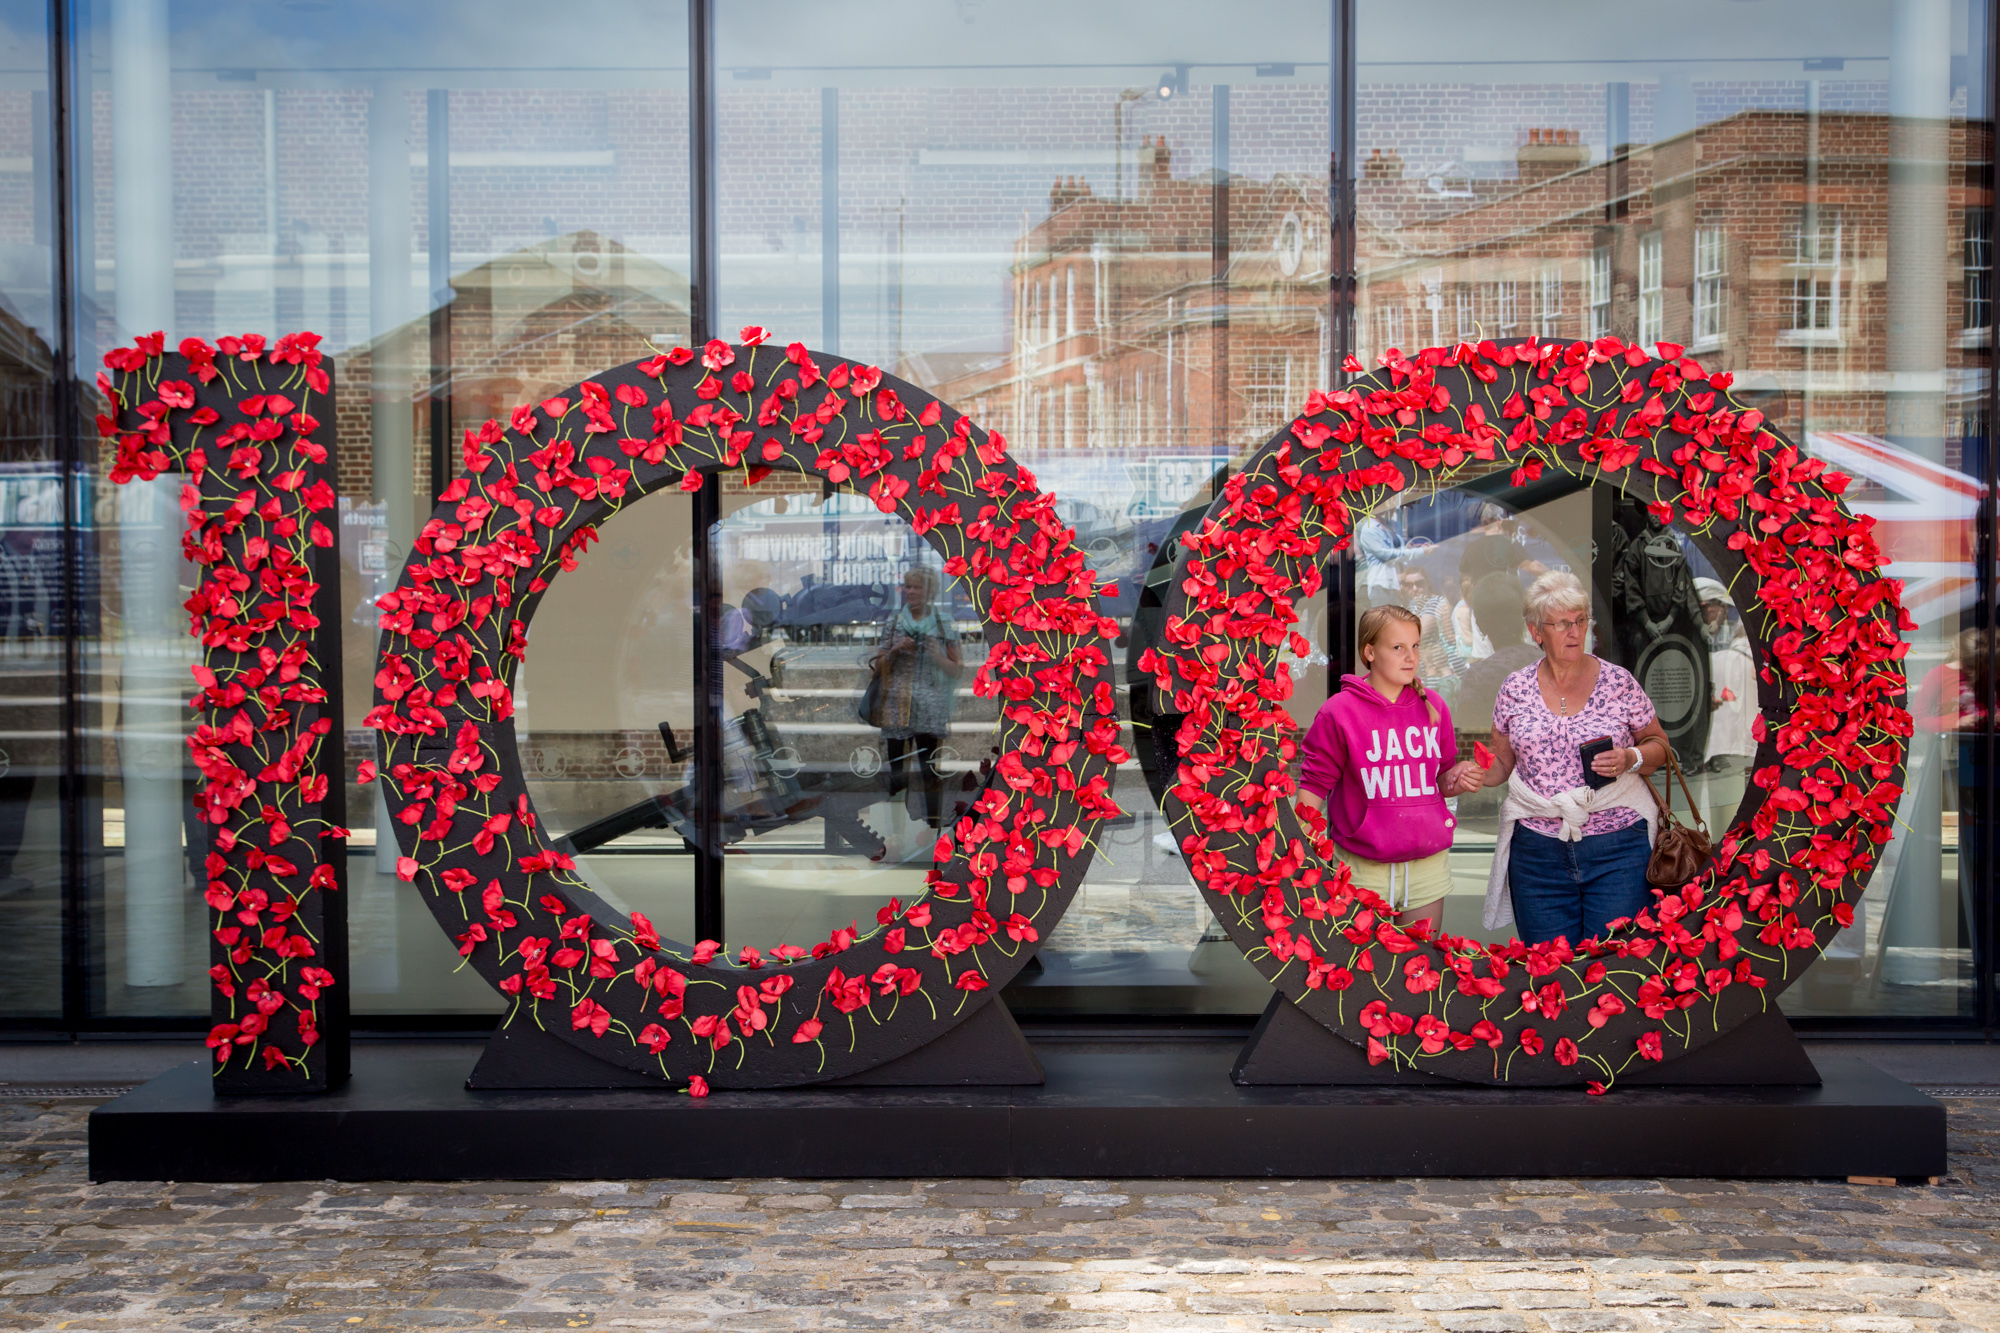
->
<box><xmin>1298</xmin><ymin>674</ymin><xmax>1458</xmax><ymax>864</ymax></box>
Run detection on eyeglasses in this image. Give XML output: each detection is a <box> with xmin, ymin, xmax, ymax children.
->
<box><xmin>1541</xmin><ymin>615</ymin><xmax>1592</xmax><ymax>634</ymax></box>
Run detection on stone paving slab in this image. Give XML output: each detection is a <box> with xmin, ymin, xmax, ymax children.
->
<box><xmin>2</xmin><ymin>1095</ymin><xmax>1998</xmax><ymax>1330</ymax></box>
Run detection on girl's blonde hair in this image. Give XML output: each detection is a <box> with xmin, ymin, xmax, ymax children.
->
<box><xmin>1356</xmin><ymin>603</ymin><xmax>1435</xmax><ymax>719</ymax></box>
<box><xmin>1357</xmin><ymin>603</ymin><xmax>1421</xmax><ymax>662</ymax></box>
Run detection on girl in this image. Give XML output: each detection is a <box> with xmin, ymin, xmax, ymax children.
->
<box><xmin>1298</xmin><ymin>605</ymin><xmax>1483</xmax><ymax>932</ymax></box>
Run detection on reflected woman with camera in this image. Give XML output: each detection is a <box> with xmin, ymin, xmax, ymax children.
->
<box><xmin>871</xmin><ymin>564</ymin><xmax>964</xmax><ymax>844</ymax></box>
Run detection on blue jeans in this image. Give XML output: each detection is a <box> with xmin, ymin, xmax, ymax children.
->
<box><xmin>1508</xmin><ymin>822</ymin><xmax>1654</xmax><ymax>947</ymax></box>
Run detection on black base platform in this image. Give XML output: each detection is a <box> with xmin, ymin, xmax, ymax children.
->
<box><xmin>88</xmin><ymin>1045</ymin><xmax>1943</xmax><ymax>1183</ymax></box>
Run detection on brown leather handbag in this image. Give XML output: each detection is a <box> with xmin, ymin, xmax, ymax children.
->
<box><xmin>1643</xmin><ymin>743</ymin><xmax>1713</xmax><ymax>889</ymax></box>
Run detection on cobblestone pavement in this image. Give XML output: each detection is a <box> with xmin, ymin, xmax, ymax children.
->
<box><xmin>1</xmin><ymin>1095</ymin><xmax>1998</xmax><ymax>1331</ymax></box>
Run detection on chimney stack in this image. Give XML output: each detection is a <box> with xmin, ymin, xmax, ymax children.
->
<box><xmin>1517</xmin><ymin>126</ymin><xmax>1588</xmax><ymax>181</ymax></box>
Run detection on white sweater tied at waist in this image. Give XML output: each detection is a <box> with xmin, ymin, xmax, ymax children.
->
<box><xmin>1481</xmin><ymin>770</ymin><xmax>1658</xmax><ymax>930</ymax></box>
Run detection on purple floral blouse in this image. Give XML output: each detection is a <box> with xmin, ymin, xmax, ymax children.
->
<box><xmin>1491</xmin><ymin>658</ymin><xmax>1656</xmax><ymax>838</ymax></box>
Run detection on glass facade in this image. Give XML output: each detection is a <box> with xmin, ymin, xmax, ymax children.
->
<box><xmin>1354</xmin><ymin>0</ymin><xmax>1991</xmax><ymax>1020</ymax></box>
<box><xmin>0</xmin><ymin>0</ymin><xmax>1992</xmax><ymax>1032</ymax></box>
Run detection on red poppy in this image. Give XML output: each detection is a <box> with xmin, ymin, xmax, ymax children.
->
<box><xmin>570</xmin><ymin>998</ymin><xmax>611</xmax><ymax>1037</ymax></box>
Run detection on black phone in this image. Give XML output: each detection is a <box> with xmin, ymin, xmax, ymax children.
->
<box><xmin>1579</xmin><ymin>736</ymin><xmax>1615</xmax><ymax>790</ymax></box>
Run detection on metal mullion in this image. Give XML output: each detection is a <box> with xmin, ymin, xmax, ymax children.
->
<box><xmin>1327</xmin><ymin>0</ymin><xmax>1357</xmax><ymax>685</ymax></box>
<box><xmin>688</xmin><ymin>0</ymin><xmax>723</xmax><ymax>946</ymax></box>
<box><xmin>50</xmin><ymin>0</ymin><xmax>84</xmax><ymax>1033</ymax></box>
<box><xmin>1982</xmin><ymin>0</ymin><xmax>2000</xmax><ymax>1037</ymax></box>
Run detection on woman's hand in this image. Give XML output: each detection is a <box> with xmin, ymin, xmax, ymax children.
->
<box><xmin>1440</xmin><ymin>760</ymin><xmax>1482</xmax><ymax>796</ymax></box>
<box><xmin>1592</xmin><ymin>744</ymin><xmax>1637</xmax><ymax>779</ymax></box>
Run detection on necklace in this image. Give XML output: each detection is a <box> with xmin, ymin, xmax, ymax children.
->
<box><xmin>1543</xmin><ymin>661</ymin><xmax>1579</xmax><ymax>716</ymax></box>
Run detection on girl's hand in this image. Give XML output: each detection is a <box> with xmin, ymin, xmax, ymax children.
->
<box><xmin>1440</xmin><ymin>761</ymin><xmax>1481</xmax><ymax>795</ymax></box>
<box><xmin>1592</xmin><ymin>745</ymin><xmax>1635</xmax><ymax>778</ymax></box>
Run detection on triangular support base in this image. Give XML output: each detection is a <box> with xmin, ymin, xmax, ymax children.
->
<box><xmin>1232</xmin><ymin>994</ymin><xmax>1821</xmax><ymax>1087</ymax></box>
<box><xmin>467</xmin><ymin>996</ymin><xmax>1044</xmax><ymax>1090</ymax></box>
<box><xmin>824</xmin><ymin>997</ymin><xmax>1044</xmax><ymax>1087</ymax></box>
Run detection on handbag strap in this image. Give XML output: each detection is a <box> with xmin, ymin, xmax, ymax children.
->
<box><xmin>1643</xmin><ymin>742</ymin><xmax>1709</xmax><ymax>834</ymax></box>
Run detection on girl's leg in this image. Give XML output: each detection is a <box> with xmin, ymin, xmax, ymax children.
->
<box><xmin>1394</xmin><ymin>852</ymin><xmax>1451</xmax><ymax>936</ymax></box>
<box><xmin>1401</xmin><ymin>898</ymin><xmax>1446</xmax><ymax>936</ymax></box>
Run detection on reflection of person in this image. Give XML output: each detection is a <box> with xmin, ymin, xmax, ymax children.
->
<box><xmin>1355</xmin><ymin>492</ymin><xmax>1416</xmax><ymax>607</ymax></box>
<box><xmin>1452</xmin><ymin>575</ymin><xmax>1542</xmax><ymax>736</ymax></box>
<box><xmin>0</xmin><ymin>544</ymin><xmax>48</xmax><ymax>897</ymax></box>
<box><xmin>1451</xmin><ymin>571</ymin><xmax>1492</xmax><ymax>662</ymax></box>
<box><xmin>874</xmin><ymin>565</ymin><xmax>964</xmax><ymax>833</ymax></box>
<box><xmin>1297</xmin><ymin>606</ymin><xmax>1481</xmax><ymax>932</ymax></box>
<box><xmin>1457</xmin><ymin>503</ymin><xmax>1548</xmax><ymax>589</ymax></box>
<box><xmin>1914</xmin><ymin>629</ymin><xmax>1987</xmax><ymax>735</ymax></box>
<box><xmin>1696</xmin><ymin>577</ymin><xmax>1756</xmax><ymax>770</ymax></box>
<box><xmin>1399</xmin><ymin>568</ymin><xmax>1462</xmax><ymax>689</ymax></box>
<box><xmin>1474</xmin><ymin>571</ymin><xmax>1673</xmax><ymax>946</ymax></box>
<box><xmin>1881</xmin><ymin>628</ymin><xmax>1985</xmax><ymax>984</ymax></box>
<box><xmin>721</xmin><ymin>586</ymin><xmax>783</xmax><ymax>656</ymax></box>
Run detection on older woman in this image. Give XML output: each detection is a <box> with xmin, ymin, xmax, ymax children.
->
<box><xmin>1475</xmin><ymin>570</ymin><xmax>1672</xmax><ymax>946</ymax></box>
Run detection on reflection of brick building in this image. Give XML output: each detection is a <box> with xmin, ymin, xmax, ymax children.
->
<box><xmin>935</xmin><ymin>136</ymin><xmax>1335</xmax><ymax>460</ymax></box>
<box><xmin>948</xmin><ymin>107</ymin><xmax>1991</xmax><ymax>477</ymax></box>
<box><xmin>331</xmin><ymin>230</ymin><xmax>690</xmax><ymax>502</ymax></box>
<box><xmin>1354</xmin><ymin>111</ymin><xmax>1993</xmax><ymax>462</ymax></box>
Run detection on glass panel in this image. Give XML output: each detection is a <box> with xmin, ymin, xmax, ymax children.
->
<box><xmin>0</xmin><ymin>0</ymin><xmax>59</xmax><ymax>1020</ymax></box>
<box><xmin>514</xmin><ymin>491</ymin><xmax>697</xmax><ymax>951</ymax></box>
<box><xmin>1367</xmin><ymin>482</ymin><xmax>1748</xmax><ymax>942</ymax></box>
<box><xmin>1358</xmin><ymin>0</ymin><xmax>1990</xmax><ymax>1019</ymax></box>
<box><xmin>72</xmin><ymin>0</ymin><xmax>692</xmax><ymax>1017</ymax></box>
<box><xmin>717</xmin><ymin>2</ymin><xmax>1334</xmax><ymax>1016</ymax></box>
<box><xmin>709</xmin><ymin>486</ymin><xmax>968</xmax><ymax>952</ymax></box>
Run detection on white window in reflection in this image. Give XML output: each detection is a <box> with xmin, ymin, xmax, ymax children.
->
<box><xmin>1638</xmin><ymin>231</ymin><xmax>1663</xmax><ymax>348</ymax></box>
<box><xmin>1535</xmin><ymin>263</ymin><xmax>1563</xmax><ymax>336</ymax></box>
<box><xmin>1373</xmin><ymin>295</ymin><xmax>1406</xmax><ymax>358</ymax></box>
<box><xmin>1244</xmin><ymin>351</ymin><xmax>1295</xmax><ymax>443</ymax></box>
<box><xmin>1587</xmin><ymin>246</ymin><xmax>1611</xmax><ymax>340</ymax></box>
<box><xmin>1693</xmin><ymin>226</ymin><xmax>1727</xmax><ymax>348</ymax></box>
<box><xmin>1963</xmin><ymin>207</ymin><xmax>1991</xmax><ymax>337</ymax></box>
<box><xmin>1786</xmin><ymin>208</ymin><xmax>1843</xmax><ymax>339</ymax></box>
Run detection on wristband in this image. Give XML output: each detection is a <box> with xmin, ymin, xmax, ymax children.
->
<box><xmin>1628</xmin><ymin>746</ymin><xmax>1644</xmax><ymax>770</ymax></box>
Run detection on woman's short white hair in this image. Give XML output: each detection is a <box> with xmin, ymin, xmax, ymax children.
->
<box><xmin>904</xmin><ymin>563</ymin><xmax>942</xmax><ymax>598</ymax></box>
<box><xmin>1524</xmin><ymin>569</ymin><xmax>1589</xmax><ymax>627</ymax></box>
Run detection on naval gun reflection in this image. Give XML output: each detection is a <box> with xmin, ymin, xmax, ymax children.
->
<box><xmin>552</xmin><ymin>653</ymin><xmax>889</xmax><ymax>861</ymax></box>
